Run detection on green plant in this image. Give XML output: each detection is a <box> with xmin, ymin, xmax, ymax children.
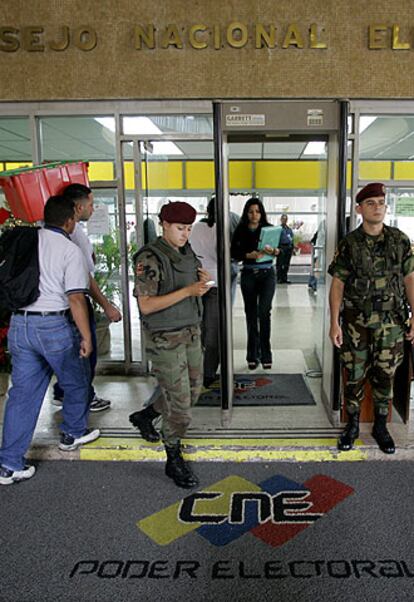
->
<box><xmin>93</xmin><ymin>234</ymin><xmax>122</xmax><ymax>312</ymax></box>
<box><xmin>293</xmin><ymin>232</ymin><xmax>303</xmax><ymax>246</ymax></box>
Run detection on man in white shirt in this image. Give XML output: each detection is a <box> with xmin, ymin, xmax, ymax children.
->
<box><xmin>0</xmin><ymin>195</ymin><xmax>99</xmax><ymax>485</ymax></box>
<box><xmin>53</xmin><ymin>184</ymin><xmax>122</xmax><ymax>412</ymax></box>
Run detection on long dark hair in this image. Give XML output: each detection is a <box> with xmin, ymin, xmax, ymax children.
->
<box><xmin>239</xmin><ymin>197</ymin><xmax>272</xmax><ymax>228</ymax></box>
<box><xmin>206</xmin><ymin>197</ymin><xmax>216</xmax><ymax>227</ymax></box>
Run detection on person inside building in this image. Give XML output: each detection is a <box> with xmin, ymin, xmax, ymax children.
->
<box><xmin>130</xmin><ymin>201</ymin><xmax>212</xmax><ymax>488</ymax></box>
<box><xmin>52</xmin><ymin>184</ymin><xmax>122</xmax><ymax>412</ymax></box>
<box><xmin>0</xmin><ymin>195</ymin><xmax>100</xmax><ymax>485</ymax></box>
<box><xmin>231</xmin><ymin>197</ymin><xmax>279</xmax><ymax>370</ymax></box>
<box><xmin>276</xmin><ymin>213</ymin><xmax>295</xmax><ymax>284</ymax></box>
<box><xmin>190</xmin><ymin>196</ymin><xmax>240</xmax><ymax>388</ymax></box>
<box><xmin>328</xmin><ymin>182</ymin><xmax>414</xmax><ymax>454</ymax></box>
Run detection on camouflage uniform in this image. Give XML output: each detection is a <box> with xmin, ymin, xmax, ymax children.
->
<box><xmin>133</xmin><ymin>242</ymin><xmax>203</xmax><ymax>445</ymax></box>
<box><xmin>328</xmin><ymin>224</ymin><xmax>414</xmax><ymax>415</ymax></box>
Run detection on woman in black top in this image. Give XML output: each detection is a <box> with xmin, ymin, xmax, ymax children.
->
<box><xmin>231</xmin><ymin>198</ymin><xmax>279</xmax><ymax>370</ymax></box>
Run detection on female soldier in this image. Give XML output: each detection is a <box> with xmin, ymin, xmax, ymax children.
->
<box><xmin>231</xmin><ymin>197</ymin><xmax>279</xmax><ymax>370</ymax></box>
<box><xmin>131</xmin><ymin>201</ymin><xmax>211</xmax><ymax>488</ymax></box>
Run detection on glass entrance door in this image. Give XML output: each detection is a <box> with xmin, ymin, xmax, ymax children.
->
<box><xmin>214</xmin><ymin>101</ymin><xmax>342</xmax><ymax>428</ymax></box>
<box><xmin>117</xmin><ymin>112</ymin><xmax>214</xmax><ymax>373</ymax></box>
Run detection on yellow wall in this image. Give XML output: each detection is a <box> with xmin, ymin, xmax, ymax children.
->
<box><xmin>114</xmin><ymin>160</ymin><xmax>414</xmax><ymax>191</ymax></box>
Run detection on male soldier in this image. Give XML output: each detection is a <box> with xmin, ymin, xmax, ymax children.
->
<box><xmin>0</xmin><ymin>195</ymin><xmax>99</xmax><ymax>485</ymax></box>
<box><xmin>329</xmin><ymin>182</ymin><xmax>414</xmax><ymax>454</ymax></box>
<box><xmin>52</xmin><ymin>184</ymin><xmax>122</xmax><ymax>412</ymax></box>
<box><xmin>131</xmin><ymin>201</ymin><xmax>211</xmax><ymax>488</ymax></box>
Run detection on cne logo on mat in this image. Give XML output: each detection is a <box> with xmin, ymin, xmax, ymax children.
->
<box><xmin>137</xmin><ymin>474</ymin><xmax>354</xmax><ymax>547</ymax></box>
<box><xmin>207</xmin><ymin>376</ymin><xmax>273</xmax><ymax>395</ymax></box>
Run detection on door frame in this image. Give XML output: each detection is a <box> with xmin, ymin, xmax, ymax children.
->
<box><xmin>213</xmin><ymin>99</ymin><xmax>346</xmax><ymax>427</ymax></box>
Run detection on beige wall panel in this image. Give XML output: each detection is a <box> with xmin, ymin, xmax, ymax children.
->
<box><xmin>1</xmin><ymin>0</ymin><xmax>414</xmax><ymax>100</ymax></box>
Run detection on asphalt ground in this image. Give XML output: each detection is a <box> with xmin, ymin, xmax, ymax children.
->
<box><xmin>0</xmin><ymin>460</ymin><xmax>413</xmax><ymax>602</ymax></box>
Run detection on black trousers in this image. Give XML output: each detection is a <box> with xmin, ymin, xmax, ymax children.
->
<box><xmin>240</xmin><ymin>267</ymin><xmax>276</xmax><ymax>364</ymax></box>
<box><xmin>277</xmin><ymin>245</ymin><xmax>293</xmax><ymax>283</ymax></box>
<box><xmin>201</xmin><ymin>287</ymin><xmax>220</xmax><ymax>381</ymax></box>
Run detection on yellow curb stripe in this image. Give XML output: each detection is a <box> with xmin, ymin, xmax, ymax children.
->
<box><xmin>85</xmin><ymin>437</ymin><xmax>365</xmax><ymax>449</ymax></box>
<box><xmin>80</xmin><ymin>448</ymin><xmax>368</xmax><ymax>462</ymax></box>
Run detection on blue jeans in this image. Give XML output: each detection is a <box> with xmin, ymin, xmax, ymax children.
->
<box><xmin>53</xmin><ymin>298</ymin><xmax>97</xmax><ymax>403</ymax></box>
<box><xmin>0</xmin><ymin>314</ymin><xmax>91</xmax><ymax>470</ymax></box>
<box><xmin>240</xmin><ymin>267</ymin><xmax>276</xmax><ymax>364</ymax></box>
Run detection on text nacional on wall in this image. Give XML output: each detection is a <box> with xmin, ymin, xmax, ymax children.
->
<box><xmin>0</xmin><ymin>23</ymin><xmax>413</xmax><ymax>52</ymax></box>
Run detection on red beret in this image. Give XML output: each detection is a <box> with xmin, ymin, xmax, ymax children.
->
<box><xmin>159</xmin><ymin>201</ymin><xmax>196</xmax><ymax>224</ymax></box>
<box><xmin>356</xmin><ymin>182</ymin><xmax>386</xmax><ymax>204</ymax></box>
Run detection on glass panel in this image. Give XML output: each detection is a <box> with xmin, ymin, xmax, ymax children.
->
<box><xmin>357</xmin><ymin>114</ymin><xmax>414</xmax><ymax>238</ymax></box>
<box><xmin>387</xmin><ymin>187</ymin><xmax>414</xmax><ymax>242</ymax></box>
<box><xmin>38</xmin><ymin>117</ymin><xmax>121</xmax><ymax>360</ymax></box>
<box><xmin>229</xmin><ymin>140</ymin><xmax>328</xmax><ymax>410</ymax></box>
<box><xmin>0</xmin><ymin>117</ymin><xmax>31</xmax><ymax>162</ymax></box>
<box><xmin>82</xmin><ymin>188</ymin><xmax>125</xmax><ymax>361</ymax></box>
<box><xmin>359</xmin><ymin>115</ymin><xmax>414</xmax><ymax>180</ymax></box>
<box><xmin>129</xmin><ymin>140</ymin><xmax>215</xmax><ymax>363</ymax></box>
<box><xmin>39</xmin><ymin>116</ymin><xmax>116</xmax><ymax>166</ymax></box>
<box><xmin>122</xmin><ymin>114</ymin><xmax>213</xmax><ymax>136</ymax></box>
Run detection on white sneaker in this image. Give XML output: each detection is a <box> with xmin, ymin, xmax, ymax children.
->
<box><xmin>0</xmin><ymin>464</ymin><xmax>36</xmax><ymax>485</ymax></box>
<box><xmin>58</xmin><ymin>428</ymin><xmax>100</xmax><ymax>451</ymax></box>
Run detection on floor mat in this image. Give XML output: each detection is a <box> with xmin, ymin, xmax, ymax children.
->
<box><xmin>197</xmin><ymin>373</ymin><xmax>316</xmax><ymax>406</ymax></box>
<box><xmin>1</xmin><ymin>460</ymin><xmax>413</xmax><ymax>602</ymax></box>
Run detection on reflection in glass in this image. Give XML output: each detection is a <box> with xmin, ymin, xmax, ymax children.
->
<box><xmin>122</xmin><ymin>114</ymin><xmax>213</xmax><ymax>136</ymax></box>
<box><xmin>0</xmin><ymin>118</ymin><xmax>31</xmax><ymax>162</ymax></box>
<box><xmin>40</xmin><ymin>116</ymin><xmax>116</xmax><ymax>161</ymax></box>
<box><xmin>86</xmin><ymin>189</ymin><xmax>125</xmax><ymax>361</ymax></box>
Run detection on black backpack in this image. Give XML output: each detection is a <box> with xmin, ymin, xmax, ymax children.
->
<box><xmin>0</xmin><ymin>227</ymin><xmax>40</xmax><ymax>311</ymax></box>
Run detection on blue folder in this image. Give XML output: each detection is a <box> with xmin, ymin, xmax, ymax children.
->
<box><xmin>256</xmin><ymin>226</ymin><xmax>282</xmax><ymax>262</ymax></box>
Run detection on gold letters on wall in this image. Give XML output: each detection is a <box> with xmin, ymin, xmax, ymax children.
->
<box><xmin>0</xmin><ymin>26</ymin><xmax>97</xmax><ymax>52</ymax></box>
<box><xmin>0</xmin><ymin>22</ymin><xmax>412</xmax><ymax>52</ymax></box>
<box><xmin>134</xmin><ymin>23</ymin><xmax>327</xmax><ymax>50</ymax></box>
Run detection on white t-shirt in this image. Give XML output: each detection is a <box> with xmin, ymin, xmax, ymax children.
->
<box><xmin>190</xmin><ymin>221</ymin><xmax>218</xmax><ymax>284</ymax></box>
<box><xmin>22</xmin><ymin>228</ymin><xmax>90</xmax><ymax>311</ymax></box>
<box><xmin>70</xmin><ymin>222</ymin><xmax>95</xmax><ymax>275</ymax></box>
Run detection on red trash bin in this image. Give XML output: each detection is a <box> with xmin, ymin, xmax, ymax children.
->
<box><xmin>0</xmin><ymin>161</ymin><xmax>89</xmax><ymax>222</ymax></box>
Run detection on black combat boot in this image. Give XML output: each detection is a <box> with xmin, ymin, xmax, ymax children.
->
<box><xmin>129</xmin><ymin>405</ymin><xmax>161</xmax><ymax>442</ymax></box>
<box><xmin>372</xmin><ymin>412</ymin><xmax>395</xmax><ymax>454</ymax></box>
<box><xmin>165</xmin><ymin>443</ymin><xmax>199</xmax><ymax>489</ymax></box>
<box><xmin>337</xmin><ymin>411</ymin><xmax>360</xmax><ymax>451</ymax></box>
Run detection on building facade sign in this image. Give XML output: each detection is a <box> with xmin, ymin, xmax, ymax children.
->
<box><xmin>1</xmin><ymin>0</ymin><xmax>414</xmax><ymax>101</ymax></box>
<box><xmin>0</xmin><ymin>23</ymin><xmax>412</xmax><ymax>53</ymax></box>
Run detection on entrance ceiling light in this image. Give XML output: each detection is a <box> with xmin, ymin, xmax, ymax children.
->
<box><xmin>302</xmin><ymin>141</ymin><xmax>326</xmax><ymax>156</ymax></box>
<box><xmin>95</xmin><ymin>117</ymin><xmax>183</xmax><ymax>156</ymax></box>
<box><xmin>359</xmin><ymin>116</ymin><xmax>377</xmax><ymax>133</ymax></box>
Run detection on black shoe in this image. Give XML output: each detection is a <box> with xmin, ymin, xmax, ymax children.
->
<box><xmin>248</xmin><ymin>361</ymin><xmax>258</xmax><ymax>370</ymax></box>
<box><xmin>129</xmin><ymin>405</ymin><xmax>161</xmax><ymax>442</ymax></box>
<box><xmin>203</xmin><ymin>375</ymin><xmax>217</xmax><ymax>388</ymax></box>
<box><xmin>338</xmin><ymin>412</ymin><xmax>360</xmax><ymax>451</ymax></box>
<box><xmin>165</xmin><ymin>443</ymin><xmax>199</xmax><ymax>489</ymax></box>
<box><xmin>372</xmin><ymin>413</ymin><xmax>395</xmax><ymax>454</ymax></box>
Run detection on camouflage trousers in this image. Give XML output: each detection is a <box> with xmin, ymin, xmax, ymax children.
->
<box><xmin>341</xmin><ymin>315</ymin><xmax>404</xmax><ymax>416</ymax></box>
<box><xmin>144</xmin><ymin>325</ymin><xmax>203</xmax><ymax>446</ymax></box>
